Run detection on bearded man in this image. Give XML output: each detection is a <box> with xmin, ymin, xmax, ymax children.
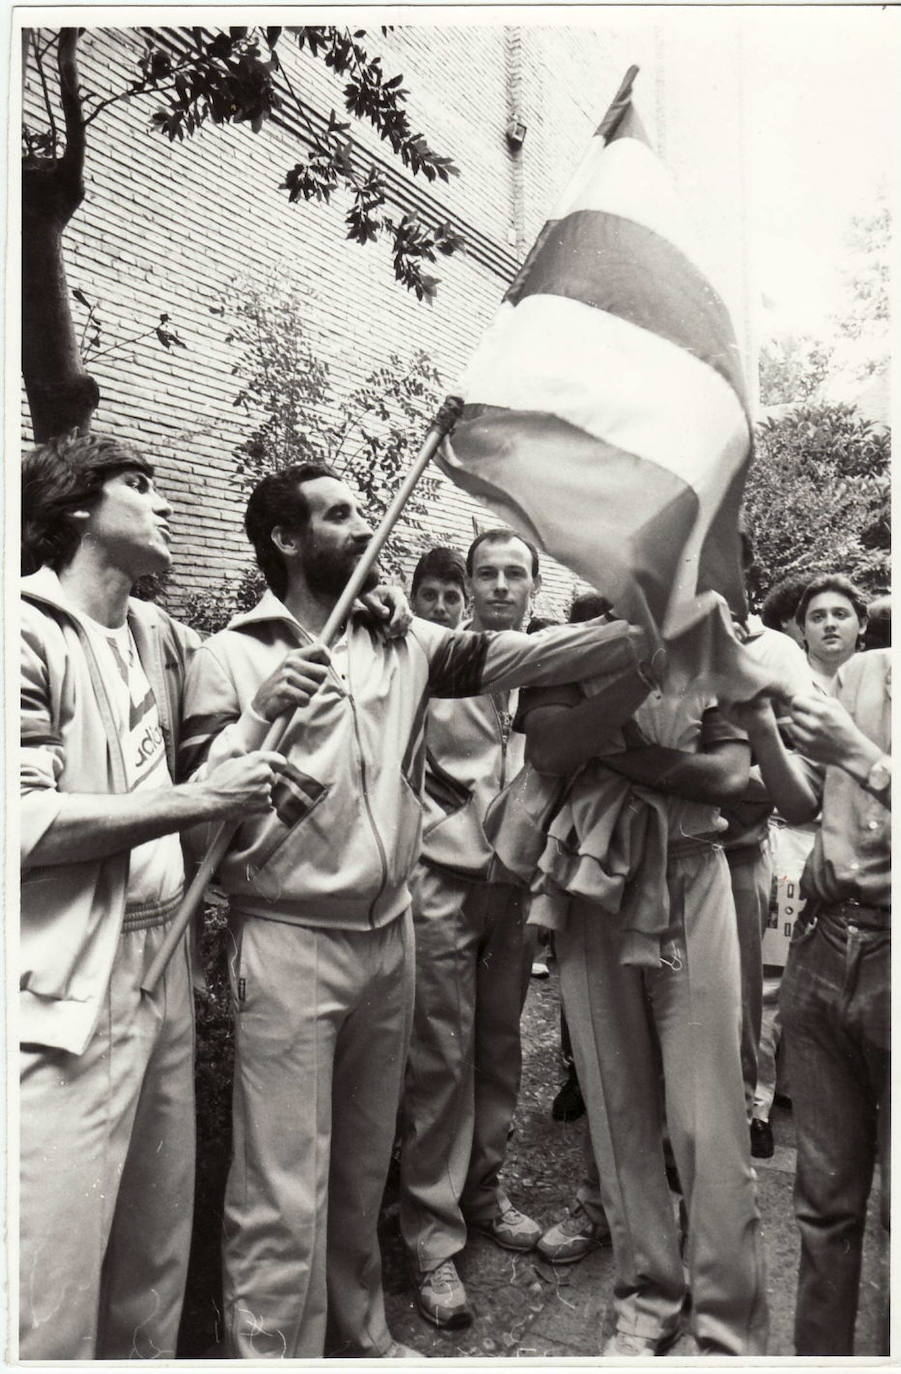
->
<box><xmin>179</xmin><ymin>462</ymin><xmax>650</xmax><ymax>1360</ymax></box>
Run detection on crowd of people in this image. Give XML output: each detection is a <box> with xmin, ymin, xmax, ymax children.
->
<box><xmin>19</xmin><ymin>433</ymin><xmax>890</xmax><ymax>1360</ymax></box>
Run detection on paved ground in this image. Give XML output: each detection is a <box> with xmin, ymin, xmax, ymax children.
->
<box><xmin>381</xmin><ymin>963</ymin><xmax>888</xmax><ymax>1362</ymax></box>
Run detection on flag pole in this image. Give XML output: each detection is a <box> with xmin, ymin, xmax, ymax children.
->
<box><xmin>142</xmin><ymin>393</ymin><xmax>464</xmax><ymax>994</ymax></box>
<box><xmin>595</xmin><ymin>64</ymin><xmax>640</xmax><ymax>141</ymax></box>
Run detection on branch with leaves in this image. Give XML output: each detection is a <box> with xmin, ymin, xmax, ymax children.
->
<box><xmin>213</xmin><ymin>271</ymin><xmax>443</xmax><ymax>578</ymax></box>
<box><xmin>72</xmin><ymin>287</ymin><xmax>187</xmax><ymax>363</ymax></box>
<box><xmin>22</xmin><ymin>24</ymin><xmax>465</xmax><ymax>438</ymax></box>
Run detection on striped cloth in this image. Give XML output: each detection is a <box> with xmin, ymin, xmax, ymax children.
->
<box><xmin>439</xmin><ymin>67</ymin><xmax>753</xmax><ymax>656</ymax></box>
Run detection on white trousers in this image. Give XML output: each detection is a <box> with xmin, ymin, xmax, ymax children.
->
<box><xmin>19</xmin><ymin>925</ymin><xmax>195</xmax><ymax>1360</ymax></box>
<box><xmin>222</xmin><ymin>910</ymin><xmax>414</xmax><ymax>1359</ymax></box>
<box><xmin>558</xmin><ymin>847</ymin><xmax>769</xmax><ymax>1355</ymax></box>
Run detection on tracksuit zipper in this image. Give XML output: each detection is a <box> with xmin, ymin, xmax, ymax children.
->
<box><xmin>345</xmin><ymin>643</ymin><xmax>389</xmax><ymax>926</ymax></box>
<box><xmin>491</xmin><ymin>693</ymin><xmax>512</xmax><ymax>790</ymax></box>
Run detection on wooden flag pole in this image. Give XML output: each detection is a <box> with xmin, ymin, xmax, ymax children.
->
<box><xmin>142</xmin><ymin>393</ymin><xmax>464</xmax><ymax>994</ymax></box>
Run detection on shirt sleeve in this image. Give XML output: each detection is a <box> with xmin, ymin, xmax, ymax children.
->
<box><xmin>20</xmin><ymin>614</ymin><xmax>66</xmax><ymax>865</ymax></box>
<box><xmin>701</xmin><ymin>705</ymin><xmax>748</xmax><ymax>749</ymax></box>
<box><xmin>513</xmin><ymin>681</ymin><xmax>584</xmax><ymax>732</ymax></box>
<box><xmin>179</xmin><ymin>641</ymin><xmax>269</xmax><ymax>781</ymax></box>
<box><xmin>420</xmin><ymin>616</ymin><xmax>641</xmax><ymax>699</ymax></box>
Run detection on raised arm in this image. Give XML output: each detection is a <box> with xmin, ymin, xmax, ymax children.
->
<box><xmin>719</xmin><ymin>696</ymin><xmax>821</xmax><ymax>824</ymax></box>
<box><xmin>788</xmin><ymin>692</ymin><xmax>890</xmax><ymax>809</ymax></box>
<box><xmin>422</xmin><ymin>616</ymin><xmax>651</xmax><ymax>699</ymax></box>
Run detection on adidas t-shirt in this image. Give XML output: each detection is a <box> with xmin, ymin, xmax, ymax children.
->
<box><xmin>82</xmin><ymin>616</ymin><xmax>185</xmax><ymax>914</ymax></box>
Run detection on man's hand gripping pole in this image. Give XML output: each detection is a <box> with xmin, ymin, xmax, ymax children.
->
<box><xmin>142</xmin><ymin>395</ymin><xmax>464</xmax><ymax>994</ymax></box>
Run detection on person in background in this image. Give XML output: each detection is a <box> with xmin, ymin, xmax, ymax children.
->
<box><xmin>410</xmin><ymin>545</ymin><xmax>467</xmax><ymax>629</ymax></box>
<box><xmin>864</xmin><ymin>594</ymin><xmax>890</xmax><ymax>651</ymax></box>
<box><xmin>722</xmin><ymin>652</ymin><xmax>890</xmax><ymax>1355</ymax></box>
<box><xmin>398</xmin><ymin>531</ymin><xmax>649</xmax><ymax>1332</ymax></box>
<box><xmin>399</xmin><ymin>529</ymin><xmax>544</xmax><ymax>1330</ymax></box>
<box><xmin>795</xmin><ymin>573</ymin><xmax>868</xmax><ymax>690</ymax></box>
<box><xmin>19</xmin><ymin>434</ymin><xmax>286</xmax><ymax>1360</ymax></box>
<box><xmin>760</xmin><ymin>575</ymin><xmax>810</xmax><ymax>649</ymax></box>
<box><xmin>721</xmin><ymin>533</ymin><xmax>815</xmax><ymax>1155</ymax></box>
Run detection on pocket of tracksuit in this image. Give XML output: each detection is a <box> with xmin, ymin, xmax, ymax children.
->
<box><xmin>242</xmin><ymin>772</ymin><xmax>331</xmax><ymax>884</ymax></box>
<box><xmin>422</xmin><ymin>751</ymin><xmax>471</xmax><ymax>820</ymax></box>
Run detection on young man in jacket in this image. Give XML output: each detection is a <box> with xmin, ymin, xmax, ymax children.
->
<box><xmin>722</xmin><ymin>655</ymin><xmax>891</xmax><ymax>1355</ymax></box>
<box><xmin>399</xmin><ymin>529</ymin><xmax>553</xmax><ymax>1330</ymax></box>
<box><xmin>179</xmin><ymin>465</ymin><xmax>650</xmax><ymax>1360</ymax></box>
<box><xmin>19</xmin><ymin>435</ymin><xmax>286</xmax><ymax>1360</ymax></box>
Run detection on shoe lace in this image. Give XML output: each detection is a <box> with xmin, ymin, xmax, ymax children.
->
<box><xmin>559</xmin><ymin>1202</ymin><xmax>592</xmax><ymax>1236</ymax></box>
<box><xmin>427</xmin><ymin>1259</ymin><xmax>458</xmax><ymax>1290</ymax></box>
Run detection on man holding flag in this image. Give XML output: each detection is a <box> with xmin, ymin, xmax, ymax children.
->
<box><xmin>178</xmin><ymin>461</ymin><xmax>652</xmax><ymax>1360</ymax></box>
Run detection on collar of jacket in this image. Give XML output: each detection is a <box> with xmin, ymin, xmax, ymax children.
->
<box><xmin>227</xmin><ymin>588</ymin><xmax>391</xmax><ymax>641</ymax></box>
<box><xmin>22</xmin><ymin>564</ymin><xmax>166</xmax><ymax>637</ymax></box>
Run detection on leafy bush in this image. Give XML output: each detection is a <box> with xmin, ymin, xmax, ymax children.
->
<box><xmin>218</xmin><ymin>271</ymin><xmax>445</xmax><ymax>581</ymax></box>
<box><xmin>744</xmin><ymin>402</ymin><xmax>890</xmax><ymax>603</ymax></box>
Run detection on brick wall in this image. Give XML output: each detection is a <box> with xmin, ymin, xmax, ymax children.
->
<box><xmin>23</xmin><ymin>20</ymin><xmax>753</xmax><ymax>618</ymax></box>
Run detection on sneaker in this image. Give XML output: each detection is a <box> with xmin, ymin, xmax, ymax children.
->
<box><xmin>537</xmin><ymin>1200</ymin><xmax>611</xmax><ymax>1264</ymax></box>
<box><xmin>416</xmin><ymin>1260</ymin><xmax>472</xmax><ymax>1330</ymax></box>
<box><xmin>602</xmin><ymin>1328</ymin><xmax>679</xmax><ymax>1357</ymax></box>
<box><xmin>382</xmin><ymin>1339</ymin><xmax>423</xmax><ymax>1357</ymax></box>
<box><xmin>475</xmin><ymin>1200</ymin><xmax>541</xmax><ymax>1252</ymax></box>
<box><xmin>750</xmin><ymin>1118</ymin><xmax>774</xmax><ymax>1159</ymax></box>
<box><xmin>551</xmin><ymin>1068</ymin><xmax>585</xmax><ymax>1122</ymax></box>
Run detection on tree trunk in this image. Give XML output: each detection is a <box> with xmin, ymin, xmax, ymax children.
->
<box><xmin>22</xmin><ymin>177</ymin><xmax>99</xmax><ymax>441</ymax></box>
<box><xmin>21</xmin><ymin>28</ymin><xmax>99</xmax><ymax>443</ymax></box>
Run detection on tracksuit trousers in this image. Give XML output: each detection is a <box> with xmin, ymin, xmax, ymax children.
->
<box><xmin>222</xmin><ymin>909</ymin><xmax>414</xmax><ymax>1359</ymax></box>
<box><xmin>399</xmin><ymin>866</ymin><xmax>532</xmax><ymax>1273</ymax></box>
<box><xmin>557</xmin><ymin>846</ymin><xmax>769</xmax><ymax>1355</ymax></box>
<box><xmin>726</xmin><ymin>837</ymin><xmax>774</xmax><ymax>1112</ymax></box>
<box><xmin>19</xmin><ymin>921</ymin><xmax>195</xmax><ymax>1360</ymax></box>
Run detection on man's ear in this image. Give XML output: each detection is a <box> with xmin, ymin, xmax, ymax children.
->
<box><xmin>271</xmin><ymin>525</ymin><xmax>303</xmax><ymax>557</ymax></box>
<box><xmin>531</xmin><ymin>573</ymin><xmax>543</xmax><ymax>599</ymax></box>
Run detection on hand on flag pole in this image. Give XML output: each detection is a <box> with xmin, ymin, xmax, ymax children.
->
<box><xmin>141</xmin><ymin>394</ymin><xmax>463</xmax><ymax>994</ymax></box>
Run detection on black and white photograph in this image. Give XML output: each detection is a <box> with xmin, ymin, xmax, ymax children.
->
<box><xmin>10</xmin><ymin>4</ymin><xmax>895</xmax><ymax>1365</ymax></box>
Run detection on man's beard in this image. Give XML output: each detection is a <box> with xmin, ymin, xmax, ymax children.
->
<box><xmin>303</xmin><ymin>538</ymin><xmax>379</xmax><ymax>599</ymax></box>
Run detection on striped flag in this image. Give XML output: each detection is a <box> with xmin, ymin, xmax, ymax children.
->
<box><xmin>438</xmin><ymin>67</ymin><xmax>752</xmax><ymax>650</ymax></box>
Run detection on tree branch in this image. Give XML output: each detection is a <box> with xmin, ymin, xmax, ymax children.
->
<box><xmin>56</xmin><ymin>27</ymin><xmax>86</xmax><ymax>212</ymax></box>
<box><xmin>32</xmin><ymin>31</ymin><xmax>58</xmax><ymax>150</ymax></box>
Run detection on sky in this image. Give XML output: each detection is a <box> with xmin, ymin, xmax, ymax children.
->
<box><xmin>740</xmin><ymin>5</ymin><xmax>896</xmax><ymax>340</ymax></box>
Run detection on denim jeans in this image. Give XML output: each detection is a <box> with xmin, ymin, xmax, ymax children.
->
<box><xmin>780</xmin><ymin>909</ymin><xmax>890</xmax><ymax>1355</ymax></box>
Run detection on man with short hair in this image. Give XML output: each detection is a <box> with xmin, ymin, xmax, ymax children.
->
<box><xmin>410</xmin><ymin>545</ymin><xmax>467</xmax><ymax>628</ymax></box>
<box><xmin>19</xmin><ymin>434</ymin><xmax>285</xmax><ymax>1360</ymax></box>
<box><xmin>795</xmin><ymin>573</ymin><xmax>868</xmax><ymax>689</ymax></box>
<box><xmin>722</xmin><ymin>653</ymin><xmax>890</xmax><ymax>1355</ymax></box>
<box><xmin>180</xmin><ymin>478</ymin><xmax>649</xmax><ymax>1359</ymax></box>
<box><xmin>399</xmin><ymin>529</ymin><xmax>579</xmax><ymax>1330</ymax></box>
